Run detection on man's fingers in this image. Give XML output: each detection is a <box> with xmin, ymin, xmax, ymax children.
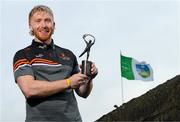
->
<box><xmin>91</xmin><ymin>63</ymin><xmax>98</xmax><ymax>74</ymax></box>
<box><xmin>76</xmin><ymin>73</ymin><xmax>88</xmax><ymax>80</ymax></box>
<box><xmin>79</xmin><ymin>64</ymin><xmax>82</xmax><ymax>68</ymax></box>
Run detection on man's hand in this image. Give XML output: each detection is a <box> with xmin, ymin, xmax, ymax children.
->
<box><xmin>68</xmin><ymin>73</ymin><xmax>88</xmax><ymax>89</ymax></box>
<box><xmin>79</xmin><ymin>62</ymin><xmax>98</xmax><ymax>80</ymax></box>
<box><xmin>90</xmin><ymin>62</ymin><xmax>98</xmax><ymax>79</ymax></box>
<box><xmin>75</xmin><ymin>62</ymin><xmax>98</xmax><ymax>98</ymax></box>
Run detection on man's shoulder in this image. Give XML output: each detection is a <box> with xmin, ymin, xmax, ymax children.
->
<box><xmin>13</xmin><ymin>45</ymin><xmax>32</xmax><ymax>60</ymax></box>
<box><xmin>54</xmin><ymin>45</ymin><xmax>77</xmax><ymax>61</ymax></box>
<box><xmin>15</xmin><ymin>45</ymin><xmax>32</xmax><ymax>54</ymax></box>
<box><xmin>55</xmin><ymin>45</ymin><xmax>74</xmax><ymax>55</ymax></box>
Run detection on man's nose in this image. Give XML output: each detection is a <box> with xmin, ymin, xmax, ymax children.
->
<box><xmin>40</xmin><ymin>21</ymin><xmax>47</xmax><ymax>27</ymax></box>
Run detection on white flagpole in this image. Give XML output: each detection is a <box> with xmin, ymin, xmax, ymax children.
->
<box><xmin>120</xmin><ymin>51</ymin><xmax>124</xmax><ymax>105</ymax></box>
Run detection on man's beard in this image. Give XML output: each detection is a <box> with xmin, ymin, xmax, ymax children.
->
<box><xmin>32</xmin><ymin>27</ymin><xmax>54</xmax><ymax>42</ymax></box>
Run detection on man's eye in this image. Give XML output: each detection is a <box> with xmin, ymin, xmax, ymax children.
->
<box><xmin>36</xmin><ymin>19</ymin><xmax>41</xmax><ymax>22</ymax></box>
<box><xmin>45</xmin><ymin>18</ymin><xmax>52</xmax><ymax>23</ymax></box>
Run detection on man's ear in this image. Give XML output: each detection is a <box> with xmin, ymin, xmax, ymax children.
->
<box><xmin>29</xmin><ymin>25</ymin><xmax>33</xmax><ymax>32</ymax></box>
<box><xmin>53</xmin><ymin>22</ymin><xmax>56</xmax><ymax>30</ymax></box>
<box><xmin>29</xmin><ymin>25</ymin><xmax>32</xmax><ymax>30</ymax></box>
<box><xmin>29</xmin><ymin>25</ymin><xmax>34</xmax><ymax>36</ymax></box>
<box><xmin>29</xmin><ymin>21</ymin><xmax>32</xmax><ymax>29</ymax></box>
<box><xmin>53</xmin><ymin>22</ymin><xmax>55</xmax><ymax>27</ymax></box>
<box><xmin>29</xmin><ymin>20</ymin><xmax>31</xmax><ymax>27</ymax></box>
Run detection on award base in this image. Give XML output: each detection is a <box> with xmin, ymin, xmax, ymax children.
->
<box><xmin>81</xmin><ymin>60</ymin><xmax>92</xmax><ymax>77</ymax></box>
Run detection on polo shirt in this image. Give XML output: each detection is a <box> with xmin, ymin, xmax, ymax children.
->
<box><xmin>13</xmin><ymin>40</ymin><xmax>82</xmax><ymax>121</ymax></box>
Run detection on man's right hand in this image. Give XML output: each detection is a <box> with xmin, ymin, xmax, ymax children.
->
<box><xmin>68</xmin><ymin>73</ymin><xmax>88</xmax><ymax>89</ymax></box>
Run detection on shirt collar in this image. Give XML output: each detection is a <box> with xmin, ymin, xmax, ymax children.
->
<box><xmin>31</xmin><ymin>39</ymin><xmax>55</xmax><ymax>50</ymax></box>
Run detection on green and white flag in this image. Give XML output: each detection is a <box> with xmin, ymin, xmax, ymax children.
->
<box><xmin>121</xmin><ymin>55</ymin><xmax>153</xmax><ymax>81</ymax></box>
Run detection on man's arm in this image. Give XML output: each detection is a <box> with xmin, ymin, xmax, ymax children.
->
<box><xmin>17</xmin><ymin>73</ymin><xmax>87</xmax><ymax>99</ymax></box>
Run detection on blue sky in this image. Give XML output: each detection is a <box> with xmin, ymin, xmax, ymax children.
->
<box><xmin>1</xmin><ymin>0</ymin><xmax>180</xmax><ymax>121</ymax></box>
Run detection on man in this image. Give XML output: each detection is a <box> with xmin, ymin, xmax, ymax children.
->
<box><xmin>13</xmin><ymin>5</ymin><xmax>98</xmax><ymax>122</ymax></box>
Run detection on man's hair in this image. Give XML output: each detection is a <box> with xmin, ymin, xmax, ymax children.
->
<box><xmin>29</xmin><ymin>5</ymin><xmax>54</xmax><ymax>22</ymax></box>
<box><xmin>28</xmin><ymin>5</ymin><xmax>55</xmax><ymax>35</ymax></box>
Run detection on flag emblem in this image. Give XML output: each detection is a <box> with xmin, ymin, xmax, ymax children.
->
<box><xmin>136</xmin><ymin>63</ymin><xmax>151</xmax><ymax>78</ymax></box>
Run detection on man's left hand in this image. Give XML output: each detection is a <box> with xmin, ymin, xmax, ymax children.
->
<box><xmin>91</xmin><ymin>62</ymin><xmax>98</xmax><ymax>79</ymax></box>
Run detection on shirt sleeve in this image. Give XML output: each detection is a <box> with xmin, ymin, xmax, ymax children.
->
<box><xmin>13</xmin><ymin>49</ymin><xmax>34</xmax><ymax>83</ymax></box>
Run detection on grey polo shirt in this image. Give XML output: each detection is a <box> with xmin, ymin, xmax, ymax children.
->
<box><xmin>13</xmin><ymin>40</ymin><xmax>82</xmax><ymax>122</ymax></box>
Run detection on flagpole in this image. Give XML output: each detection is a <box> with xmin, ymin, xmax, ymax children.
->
<box><xmin>121</xmin><ymin>73</ymin><xmax>124</xmax><ymax>105</ymax></box>
<box><xmin>120</xmin><ymin>50</ymin><xmax>124</xmax><ymax>105</ymax></box>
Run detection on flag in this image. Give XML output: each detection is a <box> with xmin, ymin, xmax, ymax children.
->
<box><xmin>121</xmin><ymin>55</ymin><xmax>153</xmax><ymax>81</ymax></box>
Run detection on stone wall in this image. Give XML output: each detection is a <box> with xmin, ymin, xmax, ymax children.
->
<box><xmin>96</xmin><ymin>75</ymin><xmax>180</xmax><ymax>121</ymax></box>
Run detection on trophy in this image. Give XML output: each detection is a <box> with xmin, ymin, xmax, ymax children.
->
<box><xmin>79</xmin><ymin>34</ymin><xmax>95</xmax><ymax>77</ymax></box>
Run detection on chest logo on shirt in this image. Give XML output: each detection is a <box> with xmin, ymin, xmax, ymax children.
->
<box><xmin>35</xmin><ymin>53</ymin><xmax>44</xmax><ymax>58</ymax></box>
<box><xmin>59</xmin><ymin>53</ymin><xmax>70</xmax><ymax>60</ymax></box>
<box><xmin>38</xmin><ymin>45</ymin><xmax>47</xmax><ymax>49</ymax></box>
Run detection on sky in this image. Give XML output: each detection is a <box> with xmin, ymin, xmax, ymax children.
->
<box><xmin>1</xmin><ymin>0</ymin><xmax>180</xmax><ymax>121</ymax></box>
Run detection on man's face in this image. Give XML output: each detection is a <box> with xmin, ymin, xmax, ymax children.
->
<box><xmin>29</xmin><ymin>11</ymin><xmax>55</xmax><ymax>42</ymax></box>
